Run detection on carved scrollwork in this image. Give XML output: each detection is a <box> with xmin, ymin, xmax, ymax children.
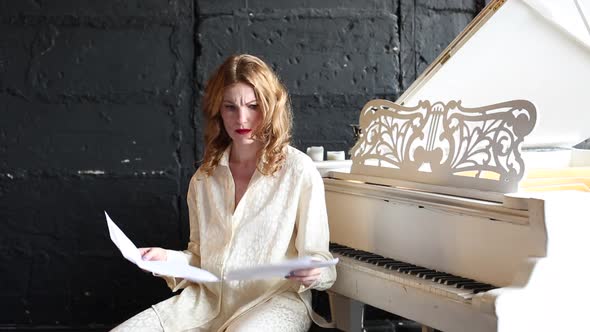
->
<box><xmin>350</xmin><ymin>99</ymin><xmax>537</xmax><ymax>193</ymax></box>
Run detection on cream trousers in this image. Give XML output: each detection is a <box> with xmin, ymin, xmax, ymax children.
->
<box><xmin>111</xmin><ymin>292</ymin><xmax>311</xmax><ymax>332</ymax></box>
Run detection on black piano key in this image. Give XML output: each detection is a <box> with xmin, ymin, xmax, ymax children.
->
<box><xmin>330</xmin><ymin>248</ymin><xmax>353</xmax><ymax>254</ymax></box>
<box><xmin>444</xmin><ymin>278</ymin><xmax>475</xmax><ymax>286</ymax></box>
<box><xmin>396</xmin><ymin>265</ymin><xmax>421</xmax><ymax>273</ymax></box>
<box><xmin>454</xmin><ymin>281</ymin><xmax>481</xmax><ymax>288</ymax></box>
<box><xmin>366</xmin><ymin>257</ymin><xmax>388</xmax><ymax>263</ymax></box>
<box><xmin>417</xmin><ymin>271</ymin><xmax>449</xmax><ymax>279</ymax></box>
<box><xmin>351</xmin><ymin>252</ymin><xmax>379</xmax><ymax>260</ymax></box>
<box><xmin>333</xmin><ymin>247</ymin><xmax>358</xmax><ymax>253</ymax></box>
<box><xmin>339</xmin><ymin>249</ymin><xmax>365</xmax><ymax>257</ymax></box>
<box><xmin>458</xmin><ymin>282</ymin><xmax>493</xmax><ymax>290</ymax></box>
<box><xmin>472</xmin><ymin>286</ymin><xmax>496</xmax><ymax>293</ymax></box>
<box><xmin>357</xmin><ymin>254</ymin><xmax>385</xmax><ymax>262</ymax></box>
<box><xmin>406</xmin><ymin>268</ymin><xmax>433</xmax><ymax>276</ymax></box>
<box><xmin>384</xmin><ymin>262</ymin><xmax>412</xmax><ymax>269</ymax></box>
<box><xmin>329</xmin><ymin>244</ymin><xmax>350</xmax><ymax>252</ymax></box>
<box><xmin>372</xmin><ymin>259</ymin><xmax>402</xmax><ymax>267</ymax></box>
<box><xmin>364</xmin><ymin>257</ymin><xmax>390</xmax><ymax>265</ymax></box>
<box><xmin>432</xmin><ymin>275</ymin><xmax>463</xmax><ymax>283</ymax></box>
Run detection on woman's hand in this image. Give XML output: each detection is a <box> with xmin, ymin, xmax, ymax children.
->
<box><xmin>286</xmin><ymin>267</ymin><xmax>321</xmax><ymax>287</ymax></box>
<box><xmin>139</xmin><ymin>247</ymin><xmax>167</xmax><ymax>261</ymax></box>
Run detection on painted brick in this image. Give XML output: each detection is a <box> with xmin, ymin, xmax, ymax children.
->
<box><xmin>1</xmin><ymin>97</ymin><xmax>179</xmax><ymax>172</ymax></box>
<box><xmin>414</xmin><ymin>0</ymin><xmax>481</xmax><ymax>74</ymax></box>
<box><xmin>0</xmin><ymin>25</ymin><xmax>35</xmax><ymax>93</ymax></box>
<box><xmin>29</xmin><ymin>26</ymin><xmax>175</xmax><ymax>94</ymax></box>
<box><xmin>0</xmin><ymin>176</ymin><xmax>184</xmax><ymax>324</ymax></box>
<box><xmin>292</xmin><ymin>94</ymin><xmax>376</xmax><ymax>153</ymax></box>
<box><xmin>198</xmin><ymin>11</ymin><xmax>400</xmax><ymax>96</ymax></box>
<box><xmin>0</xmin><ymin>0</ymin><xmax>191</xmax><ymax>21</ymax></box>
<box><xmin>0</xmin><ymin>177</ymin><xmax>183</xmax><ymax>244</ymax></box>
<box><xmin>198</xmin><ymin>0</ymin><xmax>395</xmax><ymax>15</ymax></box>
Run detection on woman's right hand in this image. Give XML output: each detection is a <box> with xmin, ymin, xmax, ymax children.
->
<box><xmin>139</xmin><ymin>247</ymin><xmax>167</xmax><ymax>261</ymax></box>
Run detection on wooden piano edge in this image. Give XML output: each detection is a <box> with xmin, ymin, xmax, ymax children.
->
<box><xmin>327</xmin><ymin>257</ymin><xmax>498</xmax><ymax>332</ymax></box>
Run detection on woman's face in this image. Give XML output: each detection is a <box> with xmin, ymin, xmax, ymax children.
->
<box><xmin>220</xmin><ymin>82</ymin><xmax>262</xmax><ymax>148</ymax></box>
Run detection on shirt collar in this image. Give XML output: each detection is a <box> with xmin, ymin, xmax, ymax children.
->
<box><xmin>218</xmin><ymin>145</ymin><xmax>267</xmax><ymax>172</ymax></box>
<box><xmin>218</xmin><ymin>146</ymin><xmax>231</xmax><ymax>167</ymax></box>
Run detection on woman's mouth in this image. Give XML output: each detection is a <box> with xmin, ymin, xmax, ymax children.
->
<box><xmin>236</xmin><ymin>129</ymin><xmax>251</xmax><ymax>135</ymax></box>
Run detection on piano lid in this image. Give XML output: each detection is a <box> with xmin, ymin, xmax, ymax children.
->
<box><xmin>397</xmin><ymin>0</ymin><xmax>590</xmax><ymax>149</ymax></box>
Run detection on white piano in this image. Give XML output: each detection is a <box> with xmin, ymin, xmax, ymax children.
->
<box><xmin>324</xmin><ymin>0</ymin><xmax>590</xmax><ymax>331</ymax></box>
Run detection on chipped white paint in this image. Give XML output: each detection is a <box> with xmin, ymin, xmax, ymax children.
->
<box><xmin>6</xmin><ymin>173</ymin><xmax>13</xmax><ymax>179</ymax></box>
<box><xmin>77</xmin><ymin>170</ymin><xmax>105</xmax><ymax>175</ymax></box>
<box><xmin>121</xmin><ymin>159</ymin><xmax>130</xmax><ymax>163</ymax></box>
<box><xmin>131</xmin><ymin>170</ymin><xmax>166</xmax><ymax>176</ymax></box>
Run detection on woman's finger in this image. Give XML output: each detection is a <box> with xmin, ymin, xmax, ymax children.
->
<box><xmin>143</xmin><ymin>249</ymin><xmax>155</xmax><ymax>260</ymax></box>
<box><xmin>292</xmin><ymin>269</ymin><xmax>320</xmax><ymax>277</ymax></box>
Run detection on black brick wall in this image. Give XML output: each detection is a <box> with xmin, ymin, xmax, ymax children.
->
<box><xmin>0</xmin><ymin>0</ymin><xmax>484</xmax><ymax>329</ymax></box>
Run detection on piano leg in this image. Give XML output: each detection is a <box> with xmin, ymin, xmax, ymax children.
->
<box><xmin>327</xmin><ymin>291</ymin><xmax>365</xmax><ymax>332</ymax></box>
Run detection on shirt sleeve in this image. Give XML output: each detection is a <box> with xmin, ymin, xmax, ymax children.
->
<box><xmin>158</xmin><ymin>173</ymin><xmax>202</xmax><ymax>292</ymax></box>
<box><xmin>294</xmin><ymin>162</ymin><xmax>337</xmax><ymax>293</ymax></box>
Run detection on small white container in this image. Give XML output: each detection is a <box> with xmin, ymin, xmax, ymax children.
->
<box><xmin>327</xmin><ymin>151</ymin><xmax>345</xmax><ymax>161</ymax></box>
<box><xmin>306</xmin><ymin>146</ymin><xmax>324</xmax><ymax>161</ymax></box>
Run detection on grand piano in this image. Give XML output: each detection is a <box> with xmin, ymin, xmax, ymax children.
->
<box><xmin>323</xmin><ymin>0</ymin><xmax>590</xmax><ymax>331</ymax></box>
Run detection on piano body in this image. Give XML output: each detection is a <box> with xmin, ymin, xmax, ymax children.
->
<box><xmin>324</xmin><ymin>0</ymin><xmax>590</xmax><ymax>331</ymax></box>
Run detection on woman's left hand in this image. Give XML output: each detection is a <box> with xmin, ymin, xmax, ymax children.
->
<box><xmin>286</xmin><ymin>267</ymin><xmax>321</xmax><ymax>287</ymax></box>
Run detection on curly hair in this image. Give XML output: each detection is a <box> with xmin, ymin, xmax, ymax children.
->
<box><xmin>200</xmin><ymin>54</ymin><xmax>292</xmax><ymax>176</ymax></box>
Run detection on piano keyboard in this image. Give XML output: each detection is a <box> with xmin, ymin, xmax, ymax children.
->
<box><xmin>330</xmin><ymin>242</ymin><xmax>498</xmax><ymax>302</ymax></box>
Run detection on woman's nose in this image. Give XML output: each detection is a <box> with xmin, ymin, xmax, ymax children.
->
<box><xmin>237</xmin><ymin>107</ymin><xmax>248</xmax><ymax>123</ymax></box>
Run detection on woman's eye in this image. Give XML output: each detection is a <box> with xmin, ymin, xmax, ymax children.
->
<box><xmin>248</xmin><ymin>104</ymin><xmax>259</xmax><ymax>110</ymax></box>
<box><xmin>223</xmin><ymin>104</ymin><xmax>235</xmax><ymax>111</ymax></box>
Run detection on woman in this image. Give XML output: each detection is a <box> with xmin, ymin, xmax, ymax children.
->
<box><xmin>112</xmin><ymin>54</ymin><xmax>336</xmax><ymax>331</ymax></box>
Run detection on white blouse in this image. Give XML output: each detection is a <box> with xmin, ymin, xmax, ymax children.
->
<box><xmin>152</xmin><ymin>145</ymin><xmax>336</xmax><ymax>331</ymax></box>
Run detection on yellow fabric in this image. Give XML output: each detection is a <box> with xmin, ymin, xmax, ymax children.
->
<box><xmin>152</xmin><ymin>146</ymin><xmax>336</xmax><ymax>331</ymax></box>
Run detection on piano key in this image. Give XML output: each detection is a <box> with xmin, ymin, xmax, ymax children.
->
<box><xmin>416</xmin><ymin>271</ymin><xmax>449</xmax><ymax>279</ymax></box>
<box><xmin>329</xmin><ymin>243</ymin><xmax>347</xmax><ymax>250</ymax></box>
<box><xmin>364</xmin><ymin>257</ymin><xmax>391</xmax><ymax>264</ymax></box>
<box><xmin>372</xmin><ymin>259</ymin><xmax>405</xmax><ymax>268</ymax></box>
<box><xmin>432</xmin><ymin>275</ymin><xmax>457</xmax><ymax>283</ymax></box>
<box><xmin>332</xmin><ymin>248</ymin><xmax>361</xmax><ymax>255</ymax></box>
<box><xmin>472</xmin><ymin>286</ymin><xmax>496</xmax><ymax>294</ymax></box>
<box><xmin>351</xmin><ymin>252</ymin><xmax>380</xmax><ymax>260</ymax></box>
<box><xmin>443</xmin><ymin>278</ymin><xmax>475</xmax><ymax>286</ymax></box>
<box><xmin>385</xmin><ymin>262</ymin><xmax>414</xmax><ymax>270</ymax></box>
<box><xmin>406</xmin><ymin>268</ymin><xmax>433</xmax><ymax>275</ymax></box>
<box><xmin>396</xmin><ymin>265</ymin><xmax>422</xmax><ymax>273</ymax></box>
<box><xmin>328</xmin><ymin>242</ymin><xmax>499</xmax><ymax>302</ymax></box>
<box><xmin>357</xmin><ymin>255</ymin><xmax>385</xmax><ymax>262</ymax></box>
<box><xmin>457</xmin><ymin>282</ymin><xmax>492</xmax><ymax>290</ymax></box>
<box><xmin>343</xmin><ymin>250</ymin><xmax>373</xmax><ymax>258</ymax></box>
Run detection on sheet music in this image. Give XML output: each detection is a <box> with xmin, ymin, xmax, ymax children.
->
<box><xmin>224</xmin><ymin>257</ymin><xmax>339</xmax><ymax>281</ymax></box>
<box><xmin>104</xmin><ymin>211</ymin><xmax>338</xmax><ymax>282</ymax></box>
<box><xmin>105</xmin><ymin>211</ymin><xmax>220</xmax><ymax>282</ymax></box>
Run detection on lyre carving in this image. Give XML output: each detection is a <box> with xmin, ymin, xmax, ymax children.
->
<box><xmin>350</xmin><ymin>99</ymin><xmax>536</xmax><ymax>193</ymax></box>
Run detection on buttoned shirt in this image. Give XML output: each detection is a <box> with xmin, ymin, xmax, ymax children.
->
<box><xmin>152</xmin><ymin>145</ymin><xmax>336</xmax><ymax>331</ymax></box>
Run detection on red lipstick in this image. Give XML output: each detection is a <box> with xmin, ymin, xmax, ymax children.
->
<box><xmin>236</xmin><ymin>129</ymin><xmax>251</xmax><ymax>135</ymax></box>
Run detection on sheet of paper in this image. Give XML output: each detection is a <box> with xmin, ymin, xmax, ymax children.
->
<box><xmin>224</xmin><ymin>257</ymin><xmax>339</xmax><ymax>281</ymax></box>
<box><xmin>105</xmin><ymin>211</ymin><xmax>338</xmax><ymax>282</ymax></box>
<box><xmin>104</xmin><ymin>211</ymin><xmax>219</xmax><ymax>282</ymax></box>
